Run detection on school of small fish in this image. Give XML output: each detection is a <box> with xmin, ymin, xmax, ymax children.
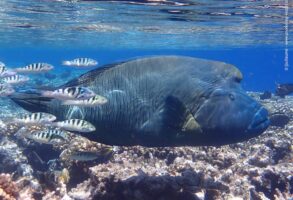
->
<box><xmin>0</xmin><ymin>58</ymin><xmax>108</xmax><ymax>161</ymax></box>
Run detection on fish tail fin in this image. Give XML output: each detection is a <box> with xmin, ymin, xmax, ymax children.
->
<box><xmin>40</xmin><ymin>90</ymin><xmax>53</xmax><ymax>97</ymax></box>
<box><xmin>9</xmin><ymin>89</ymin><xmax>53</xmax><ymax>113</ymax></box>
<box><xmin>13</xmin><ymin>68</ymin><xmax>20</xmax><ymax>72</ymax></box>
<box><xmin>14</xmin><ymin>126</ymin><xmax>32</xmax><ymax>138</ymax></box>
<box><xmin>60</xmin><ymin>100</ymin><xmax>73</xmax><ymax>105</ymax></box>
<box><xmin>0</xmin><ymin>116</ymin><xmax>16</xmax><ymax>125</ymax></box>
<box><xmin>1</xmin><ymin>69</ymin><xmax>17</xmax><ymax>77</ymax></box>
<box><xmin>62</xmin><ymin>61</ymin><xmax>71</xmax><ymax>66</ymax></box>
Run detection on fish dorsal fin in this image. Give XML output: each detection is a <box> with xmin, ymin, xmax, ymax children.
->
<box><xmin>61</xmin><ymin>62</ymin><xmax>126</xmax><ymax>88</ymax></box>
<box><xmin>164</xmin><ymin>96</ymin><xmax>202</xmax><ymax>133</ymax></box>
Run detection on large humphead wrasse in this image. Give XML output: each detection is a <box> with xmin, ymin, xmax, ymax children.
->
<box><xmin>10</xmin><ymin>56</ymin><xmax>270</xmax><ymax>147</ymax></box>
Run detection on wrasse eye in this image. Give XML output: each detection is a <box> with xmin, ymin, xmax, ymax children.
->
<box><xmin>229</xmin><ymin>93</ymin><xmax>235</xmax><ymax>101</ymax></box>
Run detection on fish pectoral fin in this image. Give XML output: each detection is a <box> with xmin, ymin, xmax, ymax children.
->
<box><xmin>163</xmin><ymin>96</ymin><xmax>202</xmax><ymax>133</ymax></box>
<box><xmin>182</xmin><ymin>114</ymin><xmax>202</xmax><ymax>133</ymax></box>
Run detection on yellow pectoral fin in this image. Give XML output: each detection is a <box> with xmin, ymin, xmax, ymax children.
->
<box><xmin>182</xmin><ymin>114</ymin><xmax>202</xmax><ymax>133</ymax></box>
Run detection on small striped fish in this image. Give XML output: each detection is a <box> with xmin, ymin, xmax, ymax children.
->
<box><xmin>62</xmin><ymin>58</ymin><xmax>98</xmax><ymax>67</ymax></box>
<box><xmin>61</xmin><ymin>95</ymin><xmax>108</xmax><ymax>106</ymax></box>
<box><xmin>53</xmin><ymin>119</ymin><xmax>96</xmax><ymax>132</ymax></box>
<box><xmin>0</xmin><ymin>84</ymin><xmax>14</xmax><ymax>97</ymax></box>
<box><xmin>26</xmin><ymin>129</ymin><xmax>69</xmax><ymax>144</ymax></box>
<box><xmin>3</xmin><ymin>75</ymin><xmax>29</xmax><ymax>85</ymax></box>
<box><xmin>0</xmin><ymin>66</ymin><xmax>16</xmax><ymax>78</ymax></box>
<box><xmin>15</xmin><ymin>63</ymin><xmax>54</xmax><ymax>73</ymax></box>
<box><xmin>42</xmin><ymin>86</ymin><xmax>96</xmax><ymax>100</ymax></box>
<box><xmin>12</xmin><ymin>112</ymin><xmax>56</xmax><ymax>125</ymax></box>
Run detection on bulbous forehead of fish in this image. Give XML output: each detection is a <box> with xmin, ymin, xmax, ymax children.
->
<box><xmin>230</xmin><ymin>68</ymin><xmax>243</xmax><ymax>82</ymax></box>
<box><xmin>213</xmin><ymin>63</ymin><xmax>243</xmax><ymax>82</ymax></box>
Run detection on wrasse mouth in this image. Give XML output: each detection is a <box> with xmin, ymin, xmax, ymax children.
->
<box><xmin>252</xmin><ymin>118</ymin><xmax>270</xmax><ymax>129</ymax></box>
<box><xmin>248</xmin><ymin>107</ymin><xmax>270</xmax><ymax>131</ymax></box>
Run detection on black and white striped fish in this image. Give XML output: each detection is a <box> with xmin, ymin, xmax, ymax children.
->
<box><xmin>3</xmin><ymin>75</ymin><xmax>29</xmax><ymax>85</ymax></box>
<box><xmin>61</xmin><ymin>95</ymin><xmax>108</xmax><ymax>106</ymax></box>
<box><xmin>62</xmin><ymin>58</ymin><xmax>98</xmax><ymax>67</ymax></box>
<box><xmin>0</xmin><ymin>66</ymin><xmax>17</xmax><ymax>78</ymax></box>
<box><xmin>11</xmin><ymin>112</ymin><xmax>56</xmax><ymax>125</ymax></box>
<box><xmin>53</xmin><ymin>119</ymin><xmax>96</xmax><ymax>132</ymax></box>
<box><xmin>15</xmin><ymin>63</ymin><xmax>54</xmax><ymax>73</ymax></box>
<box><xmin>0</xmin><ymin>83</ymin><xmax>15</xmax><ymax>97</ymax></box>
<box><xmin>26</xmin><ymin>129</ymin><xmax>69</xmax><ymax>144</ymax></box>
<box><xmin>42</xmin><ymin>86</ymin><xmax>96</xmax><ymax>100</ymax></box>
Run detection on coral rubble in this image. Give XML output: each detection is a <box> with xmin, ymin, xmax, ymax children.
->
<box><xmin>0</xmin><ymin>173</ymin><xmax>18</xmax><ymax>200</ymax></box>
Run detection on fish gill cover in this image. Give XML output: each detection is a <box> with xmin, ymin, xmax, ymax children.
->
<box><xmin>0</xmin><ymin>0</ymin><xmax>292</xmax><ymax>200</ymax></box>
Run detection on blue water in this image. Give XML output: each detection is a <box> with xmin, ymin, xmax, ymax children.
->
<box><xmin>0</xmin><ymin>47</ymin><xmax>292</xmax><ymax>92</ymax></box>
<box><xmin>0</xmin><ymin>0</ymin><xmax>291</xmax><ymax>93</ymax></box>
<box><xmin>0</xmin><ymin>0</ymin><xmax>292</xmax><ymax>94</ymax></box>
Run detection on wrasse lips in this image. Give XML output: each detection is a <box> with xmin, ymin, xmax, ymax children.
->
<box><xmin>248</xmin><ymin>107</ymin><xmax>270</xmax><ymax>132</ymax></box>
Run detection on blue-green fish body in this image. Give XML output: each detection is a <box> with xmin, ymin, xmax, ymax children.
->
<box><xmin>11</xmin><ymin>56</ymin><xmax>270</xmax><ymax>147</ymax></box>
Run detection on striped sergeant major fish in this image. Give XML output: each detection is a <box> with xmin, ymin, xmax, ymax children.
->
<box><xmin>0</xmin><ymin>66</ymin><xmax>17</xmax><ymax>78</ymax></box>
<box><xmin>26</xmin><ymin>129</ymin><xmax>69</xmax><ymax>144</ymax></box>
<box><xmin>53</xmin><ymin>119</ymin><xmax>96</xmax><ymax>133</ymax></box>
<box><xmin>41</xmin><ymin>86</ymin><xmax>96</xmax><ymax>100</ymax></box>
<box><xmin>15</xmin><ymin>63</ymin><xmax>54</xmax><ymax>73</ymax></box>
<box><xmin>3</xmin><ymin>75</ymin><xmax>29</xmax><ymax>85</ymax></box>
<box><xmin>0</xmin><ymin>83</ymin><xmax>15</xmax><ymax>97</ymax></box>
<box><xmin>61</xmin><ymin>95</ymin><xmax>108</xmax><ymax>107</ymax></box>
<box><xmin>10</xmin><ymin>112</ymin><xmax>56</xmax><ymax>125</ymax></box>
<box><xmin>62</xmin><ymin>58</ymin><xmax>98</xmax><ymax>67</ymax></box>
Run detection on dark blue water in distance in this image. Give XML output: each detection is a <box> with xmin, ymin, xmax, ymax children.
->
<box><xmin>0</xmin><ymin>47</ymin><xmax>292</xmax><ymax>92</ymax></box>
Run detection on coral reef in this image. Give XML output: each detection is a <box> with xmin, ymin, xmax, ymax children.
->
<box><xmin>0</xmin><ymin>93</ymin><xmax>292</xmax><ymax>199</ymax></box>
<box><xmin>0</xmin><ymin>173</ymin><xmax>18</xmax><ymax>200</ymax></box>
